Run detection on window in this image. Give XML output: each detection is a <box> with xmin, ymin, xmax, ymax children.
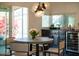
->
<box><xmin>67</xmin><ymin>15</ymin><xmax>75</xmax><ymax>27</ymax></box>
<box><xmin>42</xmin><ymin>14</ymin><xmax>75</xmax><ymax>28</ymax></box>
<box><xmin>42</xmin><ymin>15</ymin><xmax>50</xmax><ymax>27</ymax></box>
<box><xmin>0</xmin><ymin>11</ymin><xmax>9</xmax><ymax>40</ymax></box>
<box><xmin>52</xmin><ymin>15</ymin><xmax>64</xmax><ymax>27</ymax></box>
<box><xmin>12</xmin><ymin>7</ymin><xmax>28</xmax><ymax>40</ymax></box>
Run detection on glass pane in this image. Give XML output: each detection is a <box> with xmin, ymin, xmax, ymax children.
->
<box><xmin>12</xmin><ymin>16</ymin><xmax>22</xmax><ymax>38</ymax></box>
<box><xmin>0</xmin><ymin>11</ymin><xmax>9</xmax><ymax>55</ymax></box>
<box><xmin>12</xmin><ymin>7</ymin><xmax>28</xmax><ymax>40</ymax></box>
<box><xmin>52</xmin><ymin>15</ymin><xmax>64</xmax><ymax>27</ymax></box>
<box><xmin>68</xmin><ymin>15</ymin><xmax>75</xmax><ymax>27</ymax></box>
<box><xmin>23</xmin><ymin>8</ymin><xmax>28</xmax><ymax>14</ymax></box>
<box><xmin>42</xmin><ymin>15</ymin><xmax>50</xmax><ymax>27</ymax></box>
<box><xmin>23</xmin><ymin>15</ymin><xmax>28</xmax><ymax>38</ymax></box>
<box><xmin>13</xmin><ymin>8</ymin><xmax>22</xmax><ymax>16</ymax></box>
<box><xmin>0</xmin><ymin>12</ymin><xmax>6</xmax><ymax>40</ymax></box>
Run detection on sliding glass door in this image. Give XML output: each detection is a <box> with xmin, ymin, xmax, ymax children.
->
<box><xmin>0</xmin><ymin>9</ymin><xmax>9</xmax><ymax>55</ymax></box>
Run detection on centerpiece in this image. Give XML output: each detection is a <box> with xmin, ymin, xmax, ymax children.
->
<box><xmin>29</xmin><ymin>28</ymin><xmax>39</xmax><ymax>40</ymax></box>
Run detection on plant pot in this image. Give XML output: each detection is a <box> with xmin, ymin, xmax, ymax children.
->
<box><xmin>32</xmin><ymin>36</ymin><xmax>36</xmax><ymax>40</ymax></box>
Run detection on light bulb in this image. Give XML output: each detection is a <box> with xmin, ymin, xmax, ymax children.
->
<box><xmin>44</xmin><ymin>2</ymin><xmax>49</xmax><ymax>9</ymax></box>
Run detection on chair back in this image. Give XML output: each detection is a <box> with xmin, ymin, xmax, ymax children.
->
<box><xmin>59</xmin><ymin>40</ymin><xmax>65</xmax><ymax>50</ymax></box>
<box><xmin>5</xmin><ymin>37</ymin><xmax>15</xmax><ymax>45</ymax></box>
<box><xmin>10</xmin><ymin>43</ymin><xmax>30</xmax><ymax>56</ymax></box>
<box><xmin>10</xmin><ymin>43</ymin><xmax>29</xmax><ymax>52</ymax></box>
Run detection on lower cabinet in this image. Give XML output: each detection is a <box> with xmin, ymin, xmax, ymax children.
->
<box><xmin>66</xmin><ymin>31</ymin><xmax>79</xmax><ymax>54</ymax></box>
<box><xmin>41</xmin><ymin>29</ymin><xmax>66</xmax><ymax>45</ymax></box>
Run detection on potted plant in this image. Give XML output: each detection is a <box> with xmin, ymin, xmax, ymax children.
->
<box><xmin>29</xmin><ymin>28</ymin><xmax>39</xmax><ymax>40</ymax></box>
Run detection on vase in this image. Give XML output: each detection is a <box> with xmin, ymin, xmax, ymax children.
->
<box><xmin>32</xmin><ymin>36</ymin><xmax>36</xmax><ymax>40</ymax></box>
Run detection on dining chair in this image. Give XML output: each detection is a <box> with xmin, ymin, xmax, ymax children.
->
<box><xmin>10</xmin><ymin>42</ymin><xmax>36</xmax><ymax>56</ymax></box>
<box><xmin>5</xmin><ymin>37</ymin><xmax>15</xmax><ymax>55</ymax></box>
<box><xmin>32</xmin><ymin>37</ymin><xmax>52</xmax><ymax>56</ymax></box>
<box><xmin>44</xmin><ymin>40</ymin><xmax>65</xmax><ymax>56</ymax></box>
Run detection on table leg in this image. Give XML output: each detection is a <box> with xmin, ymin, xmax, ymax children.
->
<box><xmin>43</xmin><ymin>44</ymin><xmax>46</xmax><ymax>56</ymax></box>
<box><xmin>30</xmin><ymin>44</ymin><xmax>32</xmax><ymax>51</ymax></box>
<box><xmin>36</xmin><ymin>44</ymin><xmax>39</xmax><ymax>56</ymax></box>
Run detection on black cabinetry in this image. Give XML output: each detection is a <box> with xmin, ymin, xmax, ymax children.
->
<box><xmin>41</xmin><ymin>29</ymin><xmax>50</xmax><ymax>37</ymax></box>
<box><xmin>41</xmin><ymin>28</ymin><xmax>65</xmax><ymax>45</ymax></box>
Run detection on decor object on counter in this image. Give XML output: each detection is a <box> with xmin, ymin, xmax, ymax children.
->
<box><xmin>49</xmin><ymin>24</ymin><xmax>54</xmax><ymax>29</ymax></box>
<box><xmin>29</xmin><ymin>28</ymin><xmax>39</xmax><ymax>40</ymax></box>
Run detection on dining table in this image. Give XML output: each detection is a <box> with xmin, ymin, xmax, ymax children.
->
<box><xmin>12</xmin><ymin>37</ymin><xmax>53</xmax><ymax>56</ymax></box>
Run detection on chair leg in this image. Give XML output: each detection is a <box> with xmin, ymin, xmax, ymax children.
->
<box><xmin>48</xmin><ymin>52</ymin><xmax>50</xmax><ymax>56</ymax></box>
<box><xmin>62</xmin><ymin>52</ymin><xmax>64</xmax><ymax>56</ymax></box>
<box><xmin>58</xmin><ymin>53</ymin><xmax>60</xmax><ymax>56</ymax></box>
<box><xmin>10</xmin><ymin>50</ymin><xmax>12</xmax><ymax>56</ymax></box>
<box><xmin>43</xmin><ymin>52</ymin><xmax>46</xmax><ymax>56</ymax></box>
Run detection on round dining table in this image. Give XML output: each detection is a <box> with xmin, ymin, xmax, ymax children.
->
<box><xmin>12</xmin><ymin>37</ymin><xmax>53</xmax><ymax>56</ymax></box>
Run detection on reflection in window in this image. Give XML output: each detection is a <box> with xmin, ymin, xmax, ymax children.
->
<box><xmin>12</xmin><ymin>7</ymin><xmax>28</xmax><ymax>40</ymax></box>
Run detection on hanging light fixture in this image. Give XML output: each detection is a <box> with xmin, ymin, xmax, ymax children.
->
<box><xmin>42</xmin><ymin>3</ymin><xmax>46</xmax><ymax>9</ymax></box>
<box><xmin>34</xmin><ymin>2</ymin><xmax>44</xmax><ymax>17</ymax></box>
<box><xmin>34</xmin><ymin>3</ymin><xmax>43</xmax><ymax>13</ymax></box>
<box><xmin>32</xmin><ymin>2</ymin><xmax>48</xmax><ymax>17</ymax></box>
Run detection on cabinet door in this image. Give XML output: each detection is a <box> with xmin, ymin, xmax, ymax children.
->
<box><xmin>50</xmin><ymin>30</ymin><xmax>59</xmax><ymax>45</ymax></box>
<box><xmin>41</xmin><ymin>29</ymin><xmax>50</xmax><ymax>37</ymax></box>
<box><xmin>66</xmin><ymin>32</ymin><xmax>78</xmax><ymax>53</ymax></box>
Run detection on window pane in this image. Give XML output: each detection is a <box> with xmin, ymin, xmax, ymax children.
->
<box><xmin>0</xmin><ymin>9</ymin><xmax>9</xmax><ymax>55</ymax></box>
<box><xmin>12</xmin><ymin>7</ymin><xmax>28</xmax><ymax>40</ymax></box>
<box><xmin>23</xmin><ymin>8</ymin><xmax>28</xmax><ymax>14</ymax></box>
<box><xmin>23</xmin><ymin>15</ymin><xmax>28</xmax><ymax>38</ymax></box>
<box><xmin>0</xmin><ymin>12</ymin><xmax>7</xmax><ymax>40</ymax></box>
<box><xmin>42</xmin><ymin>15</ymin><xmax>50</xmax><ymax>27</ymax></box>
<box><xmin>68</xmin><ymin>15</ymin><xmax>75</xmax><ymax>27</ymax></box>
<box><xmin>13</xmin><ymin>8</ymin><xmax>22</xmax><ymax>16</ymax></box>
<box><xmin>52</xmin><ymin>15</ymin><xmax>64</xmax><ymax>27</ymax></box>
<box><xmin>12</xmin><ymin>16</ymin><xmax>22</xmax><ymax>38</ymax></box>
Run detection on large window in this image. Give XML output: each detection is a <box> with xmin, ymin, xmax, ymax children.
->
<box><xmin>12</xmin><ymin>7</ymin><xmax>28</xmax><ymax>40</ymax></box>
<box><xmin>42</xmin><ymin>14</ymin><xmax>75</xmax><ymax>28</ymax></box>
<box><xmin>0</xmin><ymin>11</ymin><xmax>9</xmax><ymax>40</ymax></box>
<box><xmin>0</xmin><ymin>9</ymin><xmax>9</xmax><ymax>55</ymax></box>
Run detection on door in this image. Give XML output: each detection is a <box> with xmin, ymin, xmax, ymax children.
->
<box><xmin>0</xmin><ymin>9</ymin><xmax>9</xmax><ymax>55</ymax></box>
